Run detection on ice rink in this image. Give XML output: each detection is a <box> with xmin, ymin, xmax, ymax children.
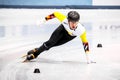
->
<box><xmin>0</xmin><ymin>9</ymin><xmax>120</xmax><ymax>80</ymax></box>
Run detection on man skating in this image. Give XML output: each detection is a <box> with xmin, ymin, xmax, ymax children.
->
<box><xmin>23</xmin><ymin>11</ymin><xmax>95</xmax><ymax>64</ymax></box>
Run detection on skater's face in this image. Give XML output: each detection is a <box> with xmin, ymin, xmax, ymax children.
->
<box><xmin>68</xmin><ymin>21</ymin><xmax>79</xmax><ymax>30</ymax></box>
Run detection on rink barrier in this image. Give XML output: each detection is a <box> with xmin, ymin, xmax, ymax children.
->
<box><xmin>0</xmin><ymin>5</ymin><xmax>120</xmax><ymax>9</ymax></box>
<box><xmin>99</xmin><ymin>25</ymin><xmax>120</xmax><ymax>30</ymax></box>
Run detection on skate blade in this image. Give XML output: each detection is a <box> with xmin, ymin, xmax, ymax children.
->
<box><xmin>21</xmin><ymin>55</ymin><xmax>27</xmax><ymax>58</ymax></box>
<box><xmin>22</xmin><ymin>59</ymin><xmax>30</xmax><ymax>63</ymax></box>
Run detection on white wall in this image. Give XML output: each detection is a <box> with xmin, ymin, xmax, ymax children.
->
<box><xmin>0</xmin><ymin>9</ymin><xmax>120</xmax><ymax>25</ymax></box>
<box><xmin>0</xmin><ymin>9</ymin><xmax>120</xmax><ymax>37</ymax></box>
<box><xmin>0</xmin><ymin>9</ymin><xmax>120</xmax><ymax>30</ymax></box>
<box><xmin>0</xmin><ymin>9</ymin><xmax>120</xmax><ymax>48</ymax></box>
<box><xmin>93</xmin><ymin>0</ymin><xmax>120</xmax><ymax>5</ymax></box>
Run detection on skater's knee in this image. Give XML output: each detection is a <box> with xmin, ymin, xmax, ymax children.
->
<box><xmin>43</xmin><ymin>40</ymin><xmax>56</xmax><ymax>50</ymax></box>
<box><xmin>43</xmin><ymin>43</ymin><xmax>50</xmax><ymax>50</ymax></box>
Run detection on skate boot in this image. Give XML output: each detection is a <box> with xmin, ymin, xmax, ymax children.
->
<box><xmin>22</xmin><ymin>48</ymin><xmax>38</xmax><ymax>62</ymax></box>
<box><xmin>22</xmin><ymin>43</ymin><xmax>48</xmax><ymax>62</ymax></box>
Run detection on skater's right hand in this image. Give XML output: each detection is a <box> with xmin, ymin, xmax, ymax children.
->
<box><xmin>36</xmin><ymin>19</ymin><xmax>46</xmax><ymax>27</ymax></box>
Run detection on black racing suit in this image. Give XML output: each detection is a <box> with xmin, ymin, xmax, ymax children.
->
<box><xmin>33</xmin><ymin>24</ymin><xmax>76</xmax><ymax>58</ymax></box>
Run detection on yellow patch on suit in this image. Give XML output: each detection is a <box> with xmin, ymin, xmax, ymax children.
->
<box><xmin>54</xmin><ymin>12</ymin><xmax>66</xmax><ymax>22</ymax></box>
<box><xmin>80</xmin><ymin>31</ymin><xmax>88</xmax><ymax>43</ymax></box>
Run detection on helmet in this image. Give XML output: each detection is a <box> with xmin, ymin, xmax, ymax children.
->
<box><xmin>67</xmin><ymin>11</ymin><xmax>80</xmax><ymax>22</ymax></box>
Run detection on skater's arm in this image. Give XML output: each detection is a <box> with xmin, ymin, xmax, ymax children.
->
<box><xmin>45</xmin><ymin>12</ymin><xmax>66</xmax><ymax>22</ymax></box>
<box><xmin>80</xmin><ymin>32</ymin><xmax>96</xmax><ymax>64</ymax></box>
<box><xmin>80</xmin><ymin>31</ymin><xmax>89</xmax><ymax>53</ymax></box>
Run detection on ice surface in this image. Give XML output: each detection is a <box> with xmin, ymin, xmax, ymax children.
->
<box><xmin>0</xmin><ymin>9</ymin><xmax>120</xmax><ymax>80</ymax></box>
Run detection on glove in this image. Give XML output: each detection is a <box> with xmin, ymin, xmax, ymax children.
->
<box><xmin>86</xmin><ymin>52</ymin><xmax>96</xmax><ymax>64</ymax></box>
<box><xmin>36</xmin><ymin>19</ymin><xmax>46</xmax><ymax>27</ymax></box>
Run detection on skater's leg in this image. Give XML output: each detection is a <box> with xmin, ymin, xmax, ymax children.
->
<box><xmin>26</xmin><ymin>24</ymin><xmax>76</xmax><ymax>61</ymax></box>
<box><xmin>35</xmin><ymin>24</ymin><xmax>76</xmax><ymax>57</ymax></box>
<box><xmin>34</xmin><ymin>24</ymin><xmax>65</xmax><ymax>56</ymax></box>
<box><xmin>26</xmin><ymin>24</ymin><xmax>65</xmax><ymax>60</ymax></box>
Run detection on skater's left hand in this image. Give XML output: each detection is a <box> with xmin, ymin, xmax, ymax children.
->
<box><xmin>86</xmin><ymin>52</ymin><xmax>96</xmax><ymax>64</ymax></box>
<box><xmin>87</xmin><ymin>59</ymin><xmax>96</xmax><ymax>64</ymax></box>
